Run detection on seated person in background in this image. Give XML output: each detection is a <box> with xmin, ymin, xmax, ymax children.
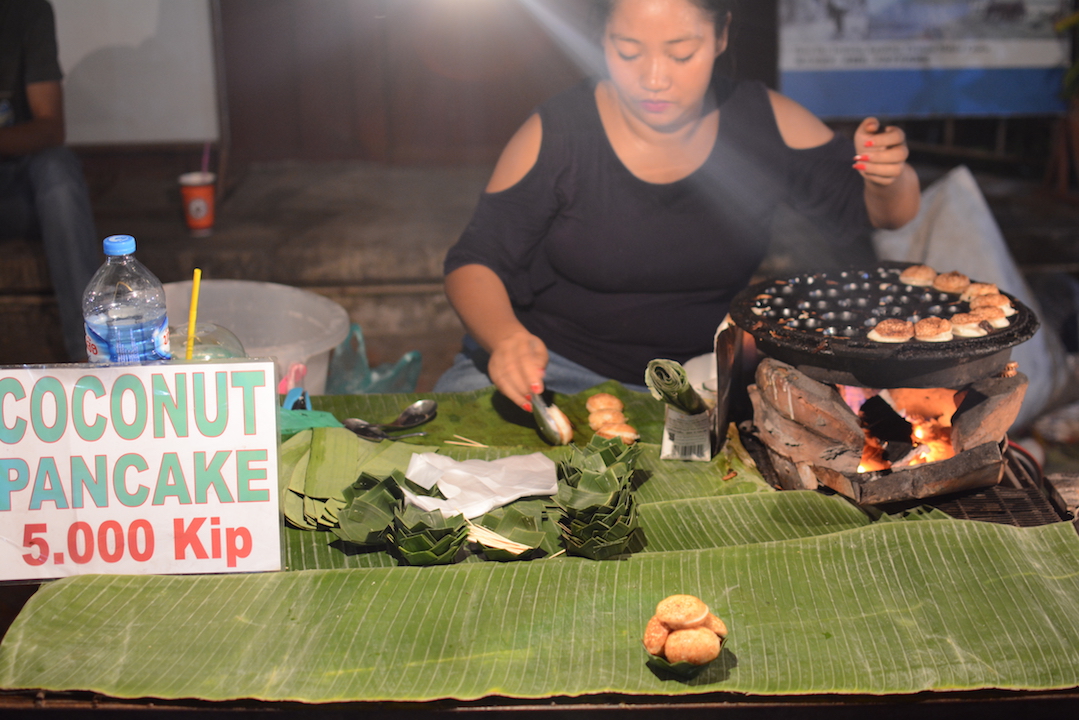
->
<box><xmin>0</xmin><ymin>0</ymin><xmax>99</xmax><ymax>361</ymax></box>
<box><xmin>436</xmin><ymin>0</ymin><xmax>920</xmax><ymax>411</ymax></box>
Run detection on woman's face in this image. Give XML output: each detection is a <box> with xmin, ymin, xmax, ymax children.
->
<box><xmin>603</xmin><ymin>0</ymin><xmax>727</xmax><ymax>132</ymax></box>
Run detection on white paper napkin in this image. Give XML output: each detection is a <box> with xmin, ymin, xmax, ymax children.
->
<box><xmin>403</xmin><ymin>452</ymin><xmax>558</xmax><ymax>519</ymax></box>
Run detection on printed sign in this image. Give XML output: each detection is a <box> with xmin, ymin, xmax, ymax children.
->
<box><xmin>779</xmin><ymin>0</ymin><xmax>1070</xmax><ymax>118</ymax></box>
<box><xmin>0</xmin><ymin>360</ymin><xmax>281</xmax><ymax>582</ymax></box>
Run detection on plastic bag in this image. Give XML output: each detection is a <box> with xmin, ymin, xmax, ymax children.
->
<box><xmin>325</xmin><ymin>323</ymin><xmax>422</xmax><ymax>395</ymax></box>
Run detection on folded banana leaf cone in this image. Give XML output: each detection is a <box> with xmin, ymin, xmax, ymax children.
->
<box><xmin>560</xmin><ymin>457</ymin><xmax>634</xmax><ymax>485</ymax></box>
<box><xmin>645</xmin><ymin>359</ymin><xmax>708</xmax><ymax>415</ymax></box>
<box><xmin>473</xmin><ymin>502</ymin><xmax>559</xmax><ymax>561</ymax></box>
<box><xmin>398</xmin><ymin>530</ymin><xmax>463</xmax><ymax>556</ymax></box>
<box><xmin>563</xmin><ymin>496</ymin><xmax>638</xmax><ymax>536</ymax></box>
<box><xmin>279</xmin><ymin>427</ymin><xmax>429</xmax><ymax>532</ymax></box>
<box><xmin>557</xmin><ymin>440</ymin><xmax>640</xmax><ymax>499</ymax></box>
<box><xmin>560</xmin><ymin>497</ymin><xmax>639</xmax><ymax>542</ymax></box>
<box><xmin>552</xmin><ymin>436</ymin><xmax>642</xmax><ymax>559</ymax></box>
<box><xmin>644</xmin><ymin>628</ymin><xmax>728</xmax><ymax>680</ymax></box>
<box><xmin>564</xmin><ymin>435</ymin><xmax>642</xmax><ymax>472</ymax></box>
<box><xmin>388</xmin><ymin>505</ymin><xmax>469</xmax><ymax>566</ymax></box>
<box><xmin>556</xmin><ymin>476</ymin><xmax>631</xmax><ymax>514</ymax></box>
<box><xmin>560</xmin><ymin>524</ymin><xmax>640</xmax><ymax>560</ymax></box>
<box><xmin>332</xmin><ymin>473</ymin><xmax>403</xmax><ymax>547</ymax></box>
<box><xmin>555</xmin><ymin>486</ymin><xmax>640</xmax><ymax>559</ymax></box>
<box><xmin>554</xmin><ymin>471</ymin><xmax>625</xmax><ymax>509</ymax></box>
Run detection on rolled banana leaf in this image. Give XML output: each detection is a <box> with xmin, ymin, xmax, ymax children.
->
<box><xmin>645</xmin><ymin>359</ymin><xmax>708</xmax><ymax>415</ymax></box>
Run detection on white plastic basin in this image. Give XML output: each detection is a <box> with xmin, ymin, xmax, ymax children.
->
<box><xmin>164</xmin><ymin>280</ymin><xmax>350</xmax><ymax>395</ymax></box>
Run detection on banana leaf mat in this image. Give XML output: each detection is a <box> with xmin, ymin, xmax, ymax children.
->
<box><xmin>3</xmin><ymin>386</ymin><xmax>1079</xmax><ymax>703</ymax></box>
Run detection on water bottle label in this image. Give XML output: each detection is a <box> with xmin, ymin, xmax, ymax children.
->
<box><xmin>85</xmin><ymin>324</ymin><xmax>106</xmax><ymax>362</ymax></box>
<box><xmin>156</xmin><ymin>319</ymin><xmax>172</xmax><ymax>359</ymax></box>
<box><xmin>85</xmin><ymin>314</ymin><xmax>172</xmax><ymax>363</ymax></box>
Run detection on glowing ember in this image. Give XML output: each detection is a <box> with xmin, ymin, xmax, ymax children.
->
<box><xmin>842</xmin><ymin>385</ymin><xmax>959</xmax><ymax>473</ymax></box>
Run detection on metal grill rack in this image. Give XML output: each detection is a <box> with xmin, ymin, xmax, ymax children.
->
<box><xmin>924</xmin><ymin>442</ymin><xmax>1073</xmax><ymax>527</ymax></box>
<box><xmin>739</xmin><ymin>425</ymin><xmax>1075</xmax><ymax>530</ymax></box>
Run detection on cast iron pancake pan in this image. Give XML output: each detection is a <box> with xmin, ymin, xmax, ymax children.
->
<box><xmin>729</xmin><ymin>263</ymin><xmax>1040</xmax><ymax>388</ymax></box>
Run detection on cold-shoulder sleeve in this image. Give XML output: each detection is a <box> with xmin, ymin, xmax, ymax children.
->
<box><xmin>442</xmin><ymin>78</ymin><xmax>595</xmax><ymax>309</ymax></box>
<box><xmin>442</xmin><ymin>162</ymin><xmax>564</xmax><ymax>307</ymax></box>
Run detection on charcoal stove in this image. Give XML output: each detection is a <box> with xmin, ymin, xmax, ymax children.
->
<box><xmin>725</xmin><ymin>263</ymin><xmax>1042</xmax><ymax>506</ymax></box>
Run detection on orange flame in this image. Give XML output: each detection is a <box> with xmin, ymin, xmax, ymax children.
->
<box><xmin>842</xmin><ymin>385</ymin><xmax>959</xmax><ymax>473</ymax></box>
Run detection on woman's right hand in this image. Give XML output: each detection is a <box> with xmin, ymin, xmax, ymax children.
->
<box><xmin>488</xmin><ymin>329</ymin><xmax>549</xmax><ymax>412</ymax></box>
<box><xmin>444</xmin><ymin>264</ymin><xmax>550</xmax><ymax>412</ymax></box>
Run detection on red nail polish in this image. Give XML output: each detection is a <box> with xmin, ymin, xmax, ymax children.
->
<box><xmin>864</xmin><ymin>140</ymin><xmax>875</xmax><ymax>148</ymax></box>
<box><xmin>523</xmin><ymin>402</ymin><xmax>532</xmax><ymax>412</ymax></box>
<box><xmin>854</xmin><ymin>163</ymin><xmax>867</xmax><ymax>171</ymax></box>
<box><xmin>531</xmin><ymin>383</ymin><xmax>542</xmax><ymax>394</ymax></box>
<box><xmin>855</xmin><ymin>154</ymin><xmax>869</xmax><ymax>161</ymax></box>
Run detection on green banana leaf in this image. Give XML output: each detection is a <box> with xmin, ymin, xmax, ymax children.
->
<box><xmin>314</xmin><ymin>383</ymin><xmax>665</xmax><ymax>448</ymax></box>
<box><xmin>277</xmin><ymin>428</ymin><xmax>768</xmax><ymax>569</ymax></box>
<box><xmin>3</xmin><ymin>387</ymin><xmax>1079</xmax><ymax>703</ymax></box>
<box><xmin>4</xmin><ymin>518</ymin><xmax>1079</xmax><ymax>702</ymax></box>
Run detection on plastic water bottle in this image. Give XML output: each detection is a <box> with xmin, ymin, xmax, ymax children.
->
<box><xmin>83</xmin><ymin>235</ymin><xmax>171</xmax><ymax>363</ymax></box>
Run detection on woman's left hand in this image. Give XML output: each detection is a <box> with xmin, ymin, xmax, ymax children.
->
<box><xmin>853</xmin><ymin>117</ymin><xmax>909</xmax><ymax>187</ymax></box>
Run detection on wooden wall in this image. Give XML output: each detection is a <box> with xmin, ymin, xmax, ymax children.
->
<box><xmin>219</xmin><ymin>0</ymin><xmax>777</xmax><ymax>165</ymax></box>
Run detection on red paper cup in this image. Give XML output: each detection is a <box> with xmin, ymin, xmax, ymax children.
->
<box><xmin>179</xmin><ymin>171</ymin><xmax>216</xmax><ymax>236</ymax></box>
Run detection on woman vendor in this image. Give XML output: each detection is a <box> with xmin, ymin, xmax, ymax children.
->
<box><xmin>436</xmin><ymin>0</ymin><xmax>921</xmax><ymax>412</ymax></box>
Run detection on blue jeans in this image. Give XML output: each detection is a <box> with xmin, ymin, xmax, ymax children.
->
<box><xmin>0</xmin><ymin>147</ymin><xmax>99</xmax><ymax>360</ymax></box>
<box><xmin>434</xmin><ymin>335</ymin><xmax>649</xmax><ymax>395</ymax></box>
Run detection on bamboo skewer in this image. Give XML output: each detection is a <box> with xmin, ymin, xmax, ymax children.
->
<box><xmin>464</xmin><ymin>519</ymin><xmax>530</xmax><ymax>555</ymax></box>
<box><xmin>444</xmin><ymin>434</ymin><xmax>488</xmax><ymax>448</ymax></box>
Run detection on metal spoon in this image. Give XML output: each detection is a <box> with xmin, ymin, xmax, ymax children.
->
<box><xmin>532</xmin><ymin>393</ymin><xmax>572</xmax><ymax>445</ymax></box>
<box><xmin>378</xmin><ymin>398</ymin><xmax>438</xmax><ymax>430</ymax></box>
<box><xmin>348</xmin><ymin>399</ymin><xmax>437</xmax><ymax>432</ymax></box>
<box><xmin>342</xmin><ymin>418</ymin><xmax>427</xmax><ymax>441</ymax></box>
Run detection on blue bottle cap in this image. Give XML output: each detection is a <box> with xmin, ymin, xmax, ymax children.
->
<box><xmin>103</xmin><ymin>234</ymin><xmax>136</xmax><ymax>256</ymax></box>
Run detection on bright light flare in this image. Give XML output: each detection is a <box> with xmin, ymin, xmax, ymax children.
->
<box><xmin>518</xmin><ymin>0</ymin><xmax>605</xmax><ymax>77</ymax></box>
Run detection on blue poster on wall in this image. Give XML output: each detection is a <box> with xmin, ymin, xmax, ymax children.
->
<box><xmin>778</xmin><ymin>0</ymin><xmax>1071</xmax><ymax>119</ymax></box>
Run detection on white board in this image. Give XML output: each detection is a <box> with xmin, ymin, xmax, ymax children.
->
<box><xmin>52</xmin><ymin>0</ymin><xmax>219</xmax><ymax>144</ymax></box>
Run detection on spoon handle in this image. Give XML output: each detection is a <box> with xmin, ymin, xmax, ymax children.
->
<box><xmin>343</xmin><ymin>422</ymin><xmax>427</xmax><ymax>441</ymax></box>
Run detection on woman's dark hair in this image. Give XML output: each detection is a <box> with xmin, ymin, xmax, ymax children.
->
<box><xmin>588</xmin><ymin>0</ymin><xmax>735</xmax><ymax>40</ymax></box>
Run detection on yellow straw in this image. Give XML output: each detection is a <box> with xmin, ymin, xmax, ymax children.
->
<box><xmin>185</xmin><ymin>268</ymin><xmax>202</xmax><ymax>360</ymax></box>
